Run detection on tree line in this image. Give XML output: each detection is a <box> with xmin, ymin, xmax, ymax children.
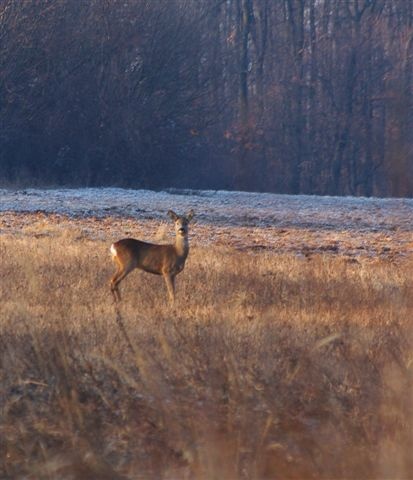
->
<box><xmin>1</xmin><ymin>0</ymin><xmax>412</xmax><ymax>197</ymax></box>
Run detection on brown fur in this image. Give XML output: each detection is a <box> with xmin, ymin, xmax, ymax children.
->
<box><xmin>110</xmin><ymin>210</ymin><xmax>194</xmax><ymax>302</ymax></box>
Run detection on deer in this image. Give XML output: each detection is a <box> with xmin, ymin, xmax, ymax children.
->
<box><xmin>110</xmin><ymin>210</ymin><xmax>194</xmax><ymax>303</ymax></box>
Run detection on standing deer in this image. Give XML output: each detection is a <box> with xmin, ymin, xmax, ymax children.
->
<box><xmin>110</xmin><ymin>210</ymin><xmax>194</xmax><ymax>302</ymax></box>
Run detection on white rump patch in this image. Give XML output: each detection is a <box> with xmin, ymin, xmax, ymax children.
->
<box><xmin>110</xmin><ymin>244</ymin><xmax>117</xmax><ymax>258</ymax></box>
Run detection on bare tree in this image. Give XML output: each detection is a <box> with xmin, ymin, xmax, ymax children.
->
<box><xmin>0</xmin><ymin>0</ymin><xmax>412</xmax><ymax>196</ymax></box>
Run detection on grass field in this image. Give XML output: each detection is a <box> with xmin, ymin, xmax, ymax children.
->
<box><xmin>1</xmin><ymin>214</ymin><xmax>412</xmax><ymax>479</ymax></box>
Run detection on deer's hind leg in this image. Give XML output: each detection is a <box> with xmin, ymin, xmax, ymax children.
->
<box><xmin>110</xmin><ymin>258</ymin><xmax>135</xmax><ymax>302</ymax></box>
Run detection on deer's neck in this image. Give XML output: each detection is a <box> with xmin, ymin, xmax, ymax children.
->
<box><xmin>175</xmin><ymin>235</ymin><xmax>189</xmax><ymax>258</ymax></box>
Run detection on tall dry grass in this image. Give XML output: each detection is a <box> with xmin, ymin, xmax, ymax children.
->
<box><xmin>0</xmin><ymin>228</ymin><xmax>412</xmax><ymax>479</ymax></box>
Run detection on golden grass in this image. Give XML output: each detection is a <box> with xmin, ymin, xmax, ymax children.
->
<box><xmin>1</xmin><ymin>226</ymin><xmax>412</xmax><ymax>479</ymax></box>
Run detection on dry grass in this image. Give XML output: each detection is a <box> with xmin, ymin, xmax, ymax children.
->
<box><xmin>1</xmin><ymin>221</ymin><xmax>412</xmax><ymax>479</ymax></box>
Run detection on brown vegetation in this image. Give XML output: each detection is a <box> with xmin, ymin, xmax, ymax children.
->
<box><xmin>1</xmin><ymin>217</ymin><xmax>412</xmax><ymax>479</ymax></box>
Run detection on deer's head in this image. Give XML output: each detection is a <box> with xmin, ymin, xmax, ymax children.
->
<box><xmin>168</xmin><ymin>210</ymin><xmax>194</xmax><ymax>237</ymax></box>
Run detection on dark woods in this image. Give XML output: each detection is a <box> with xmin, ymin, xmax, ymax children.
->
<box><xmin>0</xmin><ymin>0</ymin><xmax>412</xmax><ymax>197</ymax></box>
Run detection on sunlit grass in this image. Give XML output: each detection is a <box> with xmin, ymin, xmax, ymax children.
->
<box><xmin>1</xmin><ymin>228</ymin><xmax>412</xmax><ymax>479</ymax></box>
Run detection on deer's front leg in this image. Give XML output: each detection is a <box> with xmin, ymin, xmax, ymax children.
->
<box><xmin>163</xmin><ymin>273</ymin><xmax>175</xmax><ymax>303</ymax></box>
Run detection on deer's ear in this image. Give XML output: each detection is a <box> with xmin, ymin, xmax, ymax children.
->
<box><xmin>186</xmin><ymin>210</ymin><xmax>194</xmax><ymax>222</ymax></box>
<box><xmin>167</xmin><ymin>210</ymin><xmax>178</xmax><ymax>221</ymax></box>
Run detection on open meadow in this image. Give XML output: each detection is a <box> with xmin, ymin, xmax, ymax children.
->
<box><xmin>1</xmin><ymin>189</ymin><xmax>413</xmax><ymax>479</ymax></box>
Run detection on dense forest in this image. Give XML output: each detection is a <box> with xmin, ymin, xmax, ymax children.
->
<box><xmin>0</xmin><ymin>0</ymin><xmax>412</xmax><ymax>197</ymax></box>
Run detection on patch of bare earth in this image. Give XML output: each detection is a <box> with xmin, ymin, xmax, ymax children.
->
<box><xmin>0</xmin><ymin>212</ymin><xmax>412</xmax><ymax>479</ymax></box>
<box><xmin>1</xmin><ymin>211</ymin><xmax>412</xmax><ymax>259</ymax></box>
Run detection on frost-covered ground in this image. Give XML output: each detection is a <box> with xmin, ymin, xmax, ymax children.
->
<box><xmin>1</xmin><ymin>187</ymin><xmax>412</xmax><ymax>257</ymax></box>
<box><xmin>1</xmin><ymin>187</ymin><xmax>413</xmax><ymax>230</ymax></box>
